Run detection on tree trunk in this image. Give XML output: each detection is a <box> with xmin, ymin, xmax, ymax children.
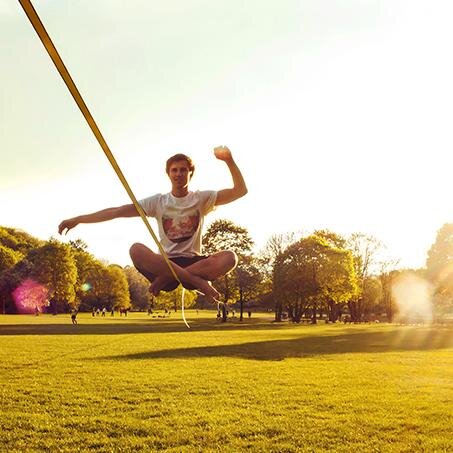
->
<box><xmin>274</xmin><ymin>300</ymin><xmax>282</xmax><ymax>322</ymax></box>
<box><xmin>311</xmin><ymin>304</ymin><xmax>317</xmax><ymax>324</ymax></box>
<box><xmin>239</xmin><ymin>289</ymin><xmax>244</xmax><ymax>321</ymax></box>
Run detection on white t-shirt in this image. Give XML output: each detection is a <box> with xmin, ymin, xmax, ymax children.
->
<box><xmin>139</xmin><ymin>190</ymin><xmax>217</xmax><ymax>257</ymax></box>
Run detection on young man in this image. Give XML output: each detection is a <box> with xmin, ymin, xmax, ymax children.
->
<box><xmin>58</xmin><ymin>146</ymin><xmax>247</xmax><ymax>303</ymax></box>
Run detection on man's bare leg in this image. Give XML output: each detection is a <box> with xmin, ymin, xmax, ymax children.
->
<box><xmin>129</xmin><ymin>243</ymin><xmax>221</xmax><ymax>302</ymax></box>
<box><xmin>149</xmin><ymin>250</ymin><xmax>238</xmax><ymax>294</ymax></box>
<box><xmin>183</xmin><ymin>251</ymin><xmax>238</xmax><ymax>281</ymax></box>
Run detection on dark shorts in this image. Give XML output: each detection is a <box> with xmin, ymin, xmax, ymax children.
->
<box><xmin>136</xmin><ymin>255</ymin><xmax>209</xmax><ymax>292</ymax></box>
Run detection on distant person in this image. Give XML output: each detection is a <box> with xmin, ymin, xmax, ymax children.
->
<box><xmin>248</xmin><ymin>311</ymin><xmax>252</xmax><ymax>318</ymax></box>
<box><xmin>92</xmin><ymin>307</ymin><xmax>95</xmax><ymax>317</ymax></box>
<box><xmin>58</xmin><ymin>147</ymin><xmax>247</xmax><ymax>303</ymax></box>
<box><xmin>102</xmin><ymin>307</ymin><xmax>106</xmax><ymax>317</ymax></box>
<box><xmin>111</xmin><ymin>308</ymin><xmax>114</xmax><ymax>317</ymax></box>
<box><xmin>71</xmin><ymin>309</ymin><xmax>78</xmax><ymax>325</ymax></box>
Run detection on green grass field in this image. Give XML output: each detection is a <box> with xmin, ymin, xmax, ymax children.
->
<box><xmin>1</xmin><ymin>312</ymin><xmax>452</xmax><ymax>452</ymax></box>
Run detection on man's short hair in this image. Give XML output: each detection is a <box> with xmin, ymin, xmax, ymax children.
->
<box><xmin>166</xmin><ymin>154</ymin><xmax>195</xmax><ymax>177</ymax></box>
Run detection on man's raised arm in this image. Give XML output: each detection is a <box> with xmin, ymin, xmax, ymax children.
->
<box><xmin>213</xmin><ymin>146</ymin><xmax>248</xmax><ymax>206</ymax></box>
<box><xmin>58</xmin><ymin>203</ymin><xmax>139</xmax><ymax>235</ymax></box>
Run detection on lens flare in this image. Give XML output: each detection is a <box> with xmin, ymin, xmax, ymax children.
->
<box><xmin>81</xmin><ymin>282</ymin><xmax>92</xmax><ymax>292</ymax></box>
<box><xmin>12</xmin><ymin>278</ymin><xmax>49</xmax><ymax>314</ymax></box>
<box><xmin>391</xmin><ymin>272</ymin><xmax>433</xmax><ymax>324</ymax></box>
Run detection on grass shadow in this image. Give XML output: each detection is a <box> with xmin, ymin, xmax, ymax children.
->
<box><xmin>102</xmin><ymin>326</ymin><xmax>453</xmax><ymax>361</ymax></box>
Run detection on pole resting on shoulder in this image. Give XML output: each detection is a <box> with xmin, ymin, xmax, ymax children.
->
<box><xmin>18</xmin><ymin>0</ymin><xmax>190</xmax><ymax>328</ymax></box>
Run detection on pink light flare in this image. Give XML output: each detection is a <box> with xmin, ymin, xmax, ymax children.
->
<box><xmin>12</xmin><ymin>278</ymin><xmax>49</xmax><ymax>314</ymax></box>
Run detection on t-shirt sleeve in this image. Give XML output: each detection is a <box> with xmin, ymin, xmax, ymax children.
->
<box><xmin>139</xmin><ymin>194</ymin><xmax>160</xmax><ymax>217</ymax></box>
<box><xmin>198</xmin><ymin>190</ymin><xmax>217</xmax><ymax>215</ymax></box>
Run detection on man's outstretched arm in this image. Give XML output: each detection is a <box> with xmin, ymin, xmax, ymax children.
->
<box><xmin>58</xmin><ymin>203</ymin><xmax>138</xmax><ymax>235</ymax></box>
<box><xmin>213</xmin><ymin>146</ymin><xmax>248</xmax><ymax>206</ymax></box>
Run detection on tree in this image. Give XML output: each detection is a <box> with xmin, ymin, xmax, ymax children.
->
<box><xmin>155</xmin><ymin>285</ymin><xmax>197</xmax><ymax>312</ymax></box>
<box><xmin>25</xmin><ymin>239</ymin><xmax>77</xmax><ymax>313</ymax></box>
<box><xmin>273</xmin><ymin>234</ymin><xmax>358</xmax><ymax>323</ymax></box>
<box><xmin>0</xmin><ymin>244</ymin><xmax>21</xmax><ymax>275</ymax></box>
<box><xmin>235</xmin><ymin>255</ymin><xmax>262</xmax><ymax>320</ymax></box>
<box><xmin>202</xmin><ymin>219</ymin><xmax>254</xmax><ymax>321</ymax></box>
<box><xmin>361</xmin><ymin>277</ymin><xmax>382</xmax><ymax>320</ymax></box>
<box><xmin>378</xmin><ymin>260</ymin><xmax>400</xmax><ymax>322</ymax></box>
<box><xmin>0</xmin><ymin>226</ymin><xmax>42</xmax><ymax>253</ymax></box>
<box><xmin>426</xmin><ymin>223</ymin><xmax>453</xmax><ymax>314</ymax></box>
<box><xmin>203</xmin><ymin>219</ymin><xmax>254</xmax><ymax>257</ymax></box>
<box><xmin>347</xmin><ymin>233</ymin><xmax>383</xmax><ymax>322</ymax></box>
<box><xmin>69</xmin><ymin>243</ymin><xmax>100</xmax><ymax>309</ymax></box>
<box><xmin>124</xmin><ymin>265</ymin><xmax>154</xmax><ymax>311</ymax></box>
<box><xmin>314</xmin><ymin>229</ymin><xmax>347</xmax><ymax>249</ymax></box>
<box><xmin>260</xmin><ymin>232</ymin><xmax>297</xmax><ymax>321</ymax></box>
<box><xmin>318</xmin><ymin>246</ymin><xmax>359</xmax><ymax>322</ymax></box>
<box><xmin>105</xmin><ymin>265</ymin><xmax>130</xmax><ymax>310</ymax></box>
<box><xmin>314</xmin><ymin>230</ymin><xmax>357</xmax><ymax>321</ymax></box>
<box><xmin>0</xmin><ymin>246</ymin><xmax>24</xmax><ymax>314</ymax></box>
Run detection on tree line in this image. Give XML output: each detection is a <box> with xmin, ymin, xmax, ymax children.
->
<box><xmin>1</xmin><ymin>222</ymin><xmax>452</xmax><ymax>321</ymax></box>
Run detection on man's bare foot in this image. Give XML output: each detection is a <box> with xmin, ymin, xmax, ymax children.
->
<box><xmin>198</xmin><ymin>281</ymin><xmax>220</xmax><ymax>304</ymax></box>
<box><xmin>149</xmin><ymin>275</ymin><xmax>173</xmax><ymax>296</ymax></box>
<box><xmin>149</xmin><ymin>274</ymin><xmax>219</xmax><ymax>303</ymax></box>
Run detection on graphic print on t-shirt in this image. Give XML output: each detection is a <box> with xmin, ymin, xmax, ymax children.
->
<box><xmin>162</xmin><ymin>209</ymin><xmax>200</xmax><ymax>243</ymax></box>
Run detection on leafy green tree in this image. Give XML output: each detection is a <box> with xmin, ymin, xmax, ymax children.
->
<box><xmin>0</xmin><ymin>226</ymin><xmax>42</xmax><ymax>253</ymax></box>
<box><xmin>361</xmin><ymin>277</ymin><xmax>383</xmax><ymax>320</ymax></box>
<box><xmin>0</xmin><ymin>258</ymin><xmax>32</xmax><ymax>314</ymax></box>
<box><xmin>0</xmin><ymin>246</ymin><xmax>23</xmax><ymax>314</ymax></box>
<box><xmin>124</xmin><ymin>265</ymin><xmax>154</xmax><ymax>311</ymax></box>
<box><xmin>347</xmin><ymin>233</ymin><xmax>382</xmax><ymax>322</ymax></box>
<box><xmin>259</xmin><ymin>233</ymin><xmax>297</xmax><ymax>321</ymax></box>
<box><xmin>106</xmin><ymin>265</ymin><xmax>130</xmax><ymax>310</ymax></box>
<box><xmin>377</xmin><ymin>261</ymin><xmax>400</xmax><ymax>322</ymax></box>
<box><xmin>69</xmin><ymin>242</ymin><xmax>100</xmax><ymax>309</ymax></box>
<box><xmin>273</xmin><ymin>236</ymin><xmax>325</xmax><ymax>323</ymax></box>
<box><xmin>80</xmin><ymin>261</ymin><xmax>129</xmax><ymax>311</ymax></box>
<box><xmin>26</xmin><ymin>239</ymin><xmax>77</xmax><ymax>312</ymax></box>
<box><xmin>235</xmin><ymin>254</ymin><xmax>262</xmax><ymax>320</ymax></box>
<box><xmin>426</xmin><ymin>223</ymin><xmax>453</xmax><ymax>313</ymax></box>
<box><xmin>203</xmin><ymin>219</ymin><xmax>254</xmax><ymax>256</ymax></box>
<box><xmin>314</xmin><ymin>229</ymin><xmax>347</xmax><ymax>249</ymax></box>
<box><xmin>318</xmin><ymin>246</ymin><xmax>359</xmax><ymax>322</ymax></box>
<box><xmin>155</xmin><ymin>285</ymin><xmax>197</xmax><ymax>312</ymax></box>
<box><xmin>273</xmin><ymin>234</ymin><xmax>358</xmax><ymax>323</ymax></box>
<box><xmin>0</xmin><ymin>244</ymin><xmax>21</xmax><ymax>274</ymax></box>
<box><xmin>202</xmin><ymin>219</ymin><xmax>254</xmax><ymax>321</ymax></box>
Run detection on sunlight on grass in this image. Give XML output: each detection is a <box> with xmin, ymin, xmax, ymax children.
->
<box><xmin>1</xmin><ymin>312</ymin><xmax>452</xmax><ymax>451</ymax></box>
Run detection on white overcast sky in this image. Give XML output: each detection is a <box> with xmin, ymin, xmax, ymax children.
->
<box><xmin>1</xmin><ymin>0</ymin><xmax>452</xmax><ymax>269</ymax></box>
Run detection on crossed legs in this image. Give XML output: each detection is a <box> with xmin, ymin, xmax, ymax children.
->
<box><xmin>129</xmin><ymin>243</ymin><xmax>238</xmax><ymax>303</ymax></box>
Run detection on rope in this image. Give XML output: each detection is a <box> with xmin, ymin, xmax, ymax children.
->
<box><xmin>18</xmin><ymin>0</ymin><xmax>191</xmax><ymax>328</ymax></box>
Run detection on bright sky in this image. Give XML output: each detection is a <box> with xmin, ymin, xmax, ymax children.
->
<box><xmin>1</xmin><ymin>0</ymin><xmax>452</xmax><ymax>269</ymax></box>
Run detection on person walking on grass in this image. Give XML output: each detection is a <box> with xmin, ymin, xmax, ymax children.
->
<box><xmin>58</xmin><ymin>146</ymin><xmax>247</xmax><ymax>303</ymax></box>
<box><xmin>71</xmin><ymin>309</ymin><xmax>78</xmax><ymax>325</ymax></box>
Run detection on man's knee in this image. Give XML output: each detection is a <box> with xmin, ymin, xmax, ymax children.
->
<box><xmin>208</xmin><ymin>251</ymin><xmax>237</xmax><ymax>278</ymax></box>
<box><xmin>223</xmin><ymin>250</ymin><xmax>238</xmax><ymax>270</ymax></box>
<box><xmin>129</xmin><ymin>242</ymin><xmax>147</xmax><ymax>263</ymax></box>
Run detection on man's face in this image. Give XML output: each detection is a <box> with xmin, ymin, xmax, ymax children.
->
<box><xmin>168</xmin><ymin>160</ymin><xmax>192</xmax><ymax>189</ymax></box>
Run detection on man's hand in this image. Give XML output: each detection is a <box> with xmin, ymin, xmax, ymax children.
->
<box><xmin>213</xmin><ymin>145</ymin><xmax>248</xmax><ymax>206</ymax></box>
<box><xmin>58</xmin><ymin>218</ymin><xmax>79</xmax><ymax>235</ymax></box>
<box><xmin>214</xmin><ymin>145</ymin><xmax>233</xmax><ymax>162</ymax></box>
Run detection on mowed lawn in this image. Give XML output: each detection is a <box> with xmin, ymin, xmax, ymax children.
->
<box><xmin>0</xmin><ymin>312</ymin><xmax>452</xmax><ymax>452</ymax></box>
